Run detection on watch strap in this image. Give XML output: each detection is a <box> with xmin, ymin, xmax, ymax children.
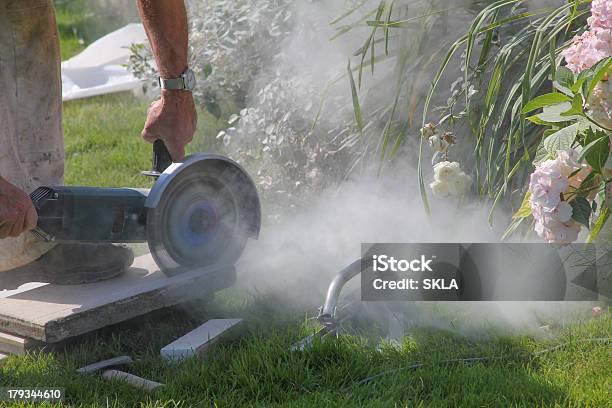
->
<box><xmin>158</xmin><ymin>76</ymin><xmax>186</xmax><ymax>90</ymax></box>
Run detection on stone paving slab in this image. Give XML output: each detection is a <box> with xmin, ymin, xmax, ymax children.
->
<box><xmin>161</xmin><ymin>318</ymin><xmax>243</xmax><ymax>361</ymax></box>
<box><xmin>0</xmin><ymin>254</ymin><xmax>235</xmax><ymax>344</ymax></box>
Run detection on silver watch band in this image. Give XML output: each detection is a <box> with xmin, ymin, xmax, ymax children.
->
<box><xmin>158</xmin><ymin>68</ymin><xmax>196</xmax><ymax>91</ymax></box>
<box><xmin>158</xmin><ymin>76</ymin><xmax>185</xmax><ymax>90</ymax></box>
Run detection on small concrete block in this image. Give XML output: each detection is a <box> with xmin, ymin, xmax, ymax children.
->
<box><xmin>77</xmin><ymin>355</ymin><xmax>133</xmax><ymax>374</ymax></box>
<box><xmin>0</xmin><ymin>353</ymin><xmax>8</xmax><ymax>364</ymax></box>
<box><xmin>102</xmin><ymin>370</ymin><xmax>163</xmax><ymax>391</ymax></box>
<box><xmin>161</xmin><ymin>318</ymin><xmax>243</xmax><ymax>361</ymax></box>
<box><xmin>0</xmin><ymin>331</ymin><xmax>29</xmax><ymax>355</ymax></box>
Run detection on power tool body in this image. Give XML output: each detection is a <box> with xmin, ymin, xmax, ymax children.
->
<box><xmin>30</xmin><ymin>141</ymin><xmax>261</xmax><ymax>275</ymax></box>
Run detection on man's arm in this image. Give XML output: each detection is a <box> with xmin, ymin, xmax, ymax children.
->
<box><xmin>136</xmin><ymin>0</ymin><xmax>197</xmax><ymax>160</ymax></box>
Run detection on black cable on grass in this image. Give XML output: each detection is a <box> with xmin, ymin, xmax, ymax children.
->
<box><xmin>350</xmin><ymin>337</ymin><xmax>612</xmax><ymax>387</ymax></box>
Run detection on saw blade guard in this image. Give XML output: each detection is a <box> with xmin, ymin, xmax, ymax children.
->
<box><xmin>145</xmin><ymin>154</ymin><xmax>261</xmax><ymax>275</ymax></box>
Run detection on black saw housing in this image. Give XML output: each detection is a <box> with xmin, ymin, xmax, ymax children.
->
<box><xmin>30</xmin><ymin>141</ymin><xmax>261</xmax><ymax>276</ymax></box>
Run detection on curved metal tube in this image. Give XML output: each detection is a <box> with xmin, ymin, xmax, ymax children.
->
<box><xmin>319</xmin><ymin>258</ymin><xmax>368</xmax><ymax>323</ymax></box>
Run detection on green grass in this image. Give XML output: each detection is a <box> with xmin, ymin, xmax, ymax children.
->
<box><xmin>63</xmin><ymin>92</ymin><xmax>226</xmax><ymax>189</ymax></box>
<box><xmin>63</xmin><ymin>94</ymin><xmax>152</xmax><ymax>188</ymax></box>
<box><xmin>53</xmin><ymin>0</ymin><xmax>138</xmax><ymax>60</ymax></box>
<box><xmin>2</xmin><ymin>3</ymin><xmax>609</xmax><ymax>407</ymax></box>
<box><xmin>0</xmin><ymin>299</ymin><xmax>610</xmax><ymax>407</ymax></box>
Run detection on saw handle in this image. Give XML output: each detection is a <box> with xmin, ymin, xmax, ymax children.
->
<box><xmin>152</xmin><ymin>139</ymin><xmax>173</xmax><ymax>174</ymax></box>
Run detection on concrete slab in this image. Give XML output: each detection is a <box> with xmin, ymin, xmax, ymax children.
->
<box><xmin>0</xmin><ymin>331</ymin><xmax>43</xmax><ymax>355</ymax></box>
<box><xmin>161</xmin><ymin>318</ymin><xmax>243</xmax><ymax>361</ymax></box>
<box><xmin>102</xmin><ymin>370</ymin><xmax>164</xmax><ymax>391</ymax></box>
<box><xmin>0</xmin><ymin>254</ymin><xmax>235</xmax><ymax>343</ymax></box>
<box><xmin>77</xmin><ymin>356</ymin><xmax>133</xmax><ymax>374</ymax></box>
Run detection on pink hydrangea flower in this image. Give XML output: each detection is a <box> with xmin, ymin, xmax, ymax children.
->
<box><xmin>563</xmin><ymin>27</ymin><xmax>612</xmax><ymax>74</ymax></box>
<box><xmin>529</xmin><ymin>159</ymin><xmax>568</xmax><ymax>210</ymax></box>
<box><xmin>588</xmin><ymin>0</ymin><xmax>612</xmax><ymax>29</ymax></box>
<box><xmin>539</xmin><ymin>219</ymin><xmax>582</xmax><ymax>243</ymax></box>
<box><xmin>529</xmin><ymin>149</ymin><xmax>586</xmax><ymax>244</ymax></box>
<box><xmin>555</xmin><ymin>148</ymin><xmax>581</xmax><ymax>176</ymax></box>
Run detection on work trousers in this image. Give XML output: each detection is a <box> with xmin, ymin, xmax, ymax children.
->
<box><xmin>0</xmin><ymin>0</ymin><xmax>64</xmax><ymax>272</ymax></box>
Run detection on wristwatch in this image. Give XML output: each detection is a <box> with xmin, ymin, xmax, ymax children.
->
<box><xmin>158</xmin><ymin>68</ymin><xmax>196</xmax><ymax>91</ymax></box>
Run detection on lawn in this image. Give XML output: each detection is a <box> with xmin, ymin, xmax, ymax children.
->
<box><xmin>0</xmin><ymin>2</ymin><xmax>610</xmax><ymax>407</ymax></box>
<box><xmin>0</xmin><ymin>301</ymin><xmax>610</xmax><ymax>407</ymax></box>
<box><xmin>62</xmin><ymin>93</ymin><xmax>224</xmax><ymax>189</ymax></box>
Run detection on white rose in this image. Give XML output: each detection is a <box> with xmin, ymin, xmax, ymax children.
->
<box><xmin>447</xmin><ymin>172</ymin><xmax>472</xmax><ymax>196</ymax></box>
<box><xmin>433</xmin><ymin>161</ymin><xmax>461</xmax><ymax>181</ymax></box>
<box><xmin>430</xmin><ymin>180</ymin><xmax>450</xmax><ymax>197</ymax></box>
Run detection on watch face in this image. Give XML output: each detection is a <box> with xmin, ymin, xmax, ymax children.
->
<box><xmin>184</xmin><ymin>69</ymin><xmax>196</xmax><ymax>91</ymax></box>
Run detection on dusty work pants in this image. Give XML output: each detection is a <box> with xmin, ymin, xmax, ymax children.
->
<box><xmin>0</xmin><ymin>0</ymin><xmax>64</xmax><ymax>272</ymax></box>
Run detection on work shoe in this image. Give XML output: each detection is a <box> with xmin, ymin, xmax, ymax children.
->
<box><xmin>0</xmin><ymin>243</ymin><xmax>134</xmax><ymax>288</ymax></box>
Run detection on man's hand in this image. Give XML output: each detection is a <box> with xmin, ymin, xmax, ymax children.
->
<box><xmin>0</xmin><ymin>178</ymin><xmax>37</xmax><ymax>239</ymax></box>
<box><xmin>141</xmin><ymin>90</ymin><xmax>197</xmax><ymax>160</ymax></box>
<box><xmin>136</xmin><ymin>1</ymin><xmax>195</xmax><ymax>161</ymax></box>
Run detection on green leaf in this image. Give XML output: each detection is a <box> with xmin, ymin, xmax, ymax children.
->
<box><xmin>502</xmin><ymin>216</ymin><xmax>526</xmax><ymax>241</ymax></box>
<box><xmin>521</xmin><ymin>93</ymin><xmax>570</xmax><ymax>114</ymax></box>
<box><xmin>533</xmin><ymin>123</ymin><xmax>584</xmax><ymax>165</ymax></box>
<box><xmin>571</xmin><ymin>69</ymin><xmax>590</xmax><ymax>94</ymax></box>
<box><xmin>570</xmin><ymin>197</ymin><xmax>592</xmax><ymax>227</ymax></box>
<box><xmin>203</xmin><ymin>64</ymin><xmax>213</xmax><ymax>78</ymax></box>
<box><xmin>579</xmin><ymin>133</ymin><xmax>610</xmax><ymax>173</ymax></box>
<box><xmin>534</xmin><ymin>102</ymin><xmax>580</xmax><ymax>123</ymax></box>
<box><xmin>204</xmin><ymin>101</ymin><xmax>222</xmax><ymax>119</ymax></box>
<box><xmin>561</xmin><ymin>93</ymin><xmax>584</xmax><ymax>117</ymax></box>
<box><xmin>526</xmin><ymin>114</ymin><xmax>556</xmax><ymax>126</ymax></box>
<box><xmin>347</xmin><ymin>60</ymin><xmax>364</xmax><ymax>131</ymax></box>
<box><xmin>384</xmin><ymin>1</ymin><xmax>393</xmax><ymax>55</ymax></box>
<box><xmin>587</xmin><ymin>206</ymin><xmax>610</xmax><ymax>243</ymax></box>
<box><xmin>586</xmin><ymin>57</ymin><xmax>612</xmax><ymax>98</ymax></box>
<box><xmin>533</xmin><ymin>143</ymin><xmax>551</xmax><ymax>165</ymax></box>
<box><xmin>582</xmin><ymin>126</ymin><xmax>604</xmax><ymax>145</ymax></box>
<box><xmin>543</xmin><ymin>122</ymin><xmax>580</xmax><ymax>152</ymax></box>
<box><xmin>555</xmin><ymin>66</ymin><xmax>574</xmax><ymax>89</ymax></box>
<box><xmin>512</xmin><ymin>191</ymin><xmax>532</xmax><ymax>219</ymax></box>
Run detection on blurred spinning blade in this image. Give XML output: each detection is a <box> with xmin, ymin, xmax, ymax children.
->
<box><xmin>146</xmin><ymin>161</ymin><xmax>252</xmax><ymax>276</ymax></box>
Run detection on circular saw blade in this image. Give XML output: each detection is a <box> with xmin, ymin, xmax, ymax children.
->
<box><xmin>146</xmin><ymin>162</ymin><xmax>249</xmax><ymax>276</ymax></box>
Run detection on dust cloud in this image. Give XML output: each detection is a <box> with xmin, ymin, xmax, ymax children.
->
<box><xmin>217</xmin><ymin>0</ymin><xmax>602</xmax><ymax>336</ymax></box>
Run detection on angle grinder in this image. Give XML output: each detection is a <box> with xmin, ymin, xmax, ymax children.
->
<box><xmin>29</xmin><ymin>140</ymin><xmax>261</xmax><ymax>276</ymax></box>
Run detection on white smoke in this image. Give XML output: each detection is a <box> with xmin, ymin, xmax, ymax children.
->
<box><xmin>194</xmin><ymin>0</ymin><xmax>599</xmax><ymax>335</ymax></box>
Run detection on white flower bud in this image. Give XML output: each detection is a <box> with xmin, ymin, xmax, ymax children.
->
<box><xmin>428</xmin><ymin>135</ymin><xmax>448</xmax><ymax>152</ymax></box>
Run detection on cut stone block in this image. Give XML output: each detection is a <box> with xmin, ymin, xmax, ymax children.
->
<box><xmin>102</xmin><ymin>370</ymin><xmax>164</xmax><ymax>391</ymax></box>
<box><xmin>0</xmin><ymin>254</ymin><xmax>235</xmax><ymax>343</ymax></box>
<box><xmin>77</xmin><ymin>355</ymin><xmax>133</xmax><ymax>374</ymax></box>
<box><xmin>0</xmin><ymin>331</ymin><xmax>42</xmax><ymax>355</ymax></box>
<box><xmin>161</xmin><ymin>318</ymin><xmax>243</xmax><ymax>361</ymax></box>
